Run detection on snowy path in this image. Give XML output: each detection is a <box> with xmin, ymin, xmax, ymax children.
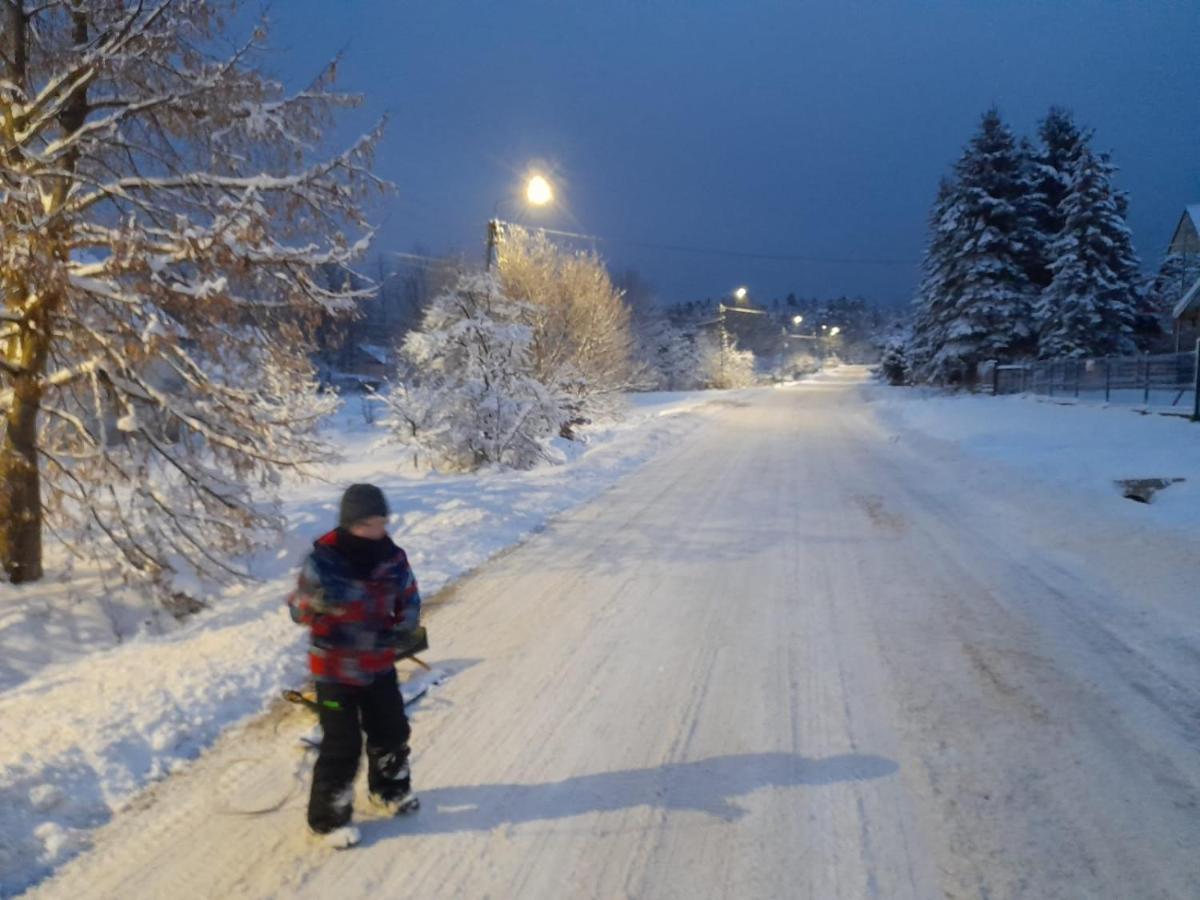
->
<box><xmin>28</xmin><ymin>369</ymin><xmax>1200</xmax><ymax>899</ymax></box>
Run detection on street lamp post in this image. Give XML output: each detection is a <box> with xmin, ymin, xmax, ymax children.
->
<box><xmin>486</xmin><ymin>173</ymin><xmax>555</xmax><ymax>271</ymax></box>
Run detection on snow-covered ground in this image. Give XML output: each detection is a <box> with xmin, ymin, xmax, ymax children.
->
<box><xmin>868</xmin><ymin>386</ymin><xmax>1200</xmax><ymax>528</ymax></box>
<box><xmin>19</xmin><ymin>366</ymin><xmax>1200</xmax><ymax>899</ymax></box>
<box><xmin>0</xmin><ymin>389</ymin><xmax>723</xmax><ymax>896</ymax></box>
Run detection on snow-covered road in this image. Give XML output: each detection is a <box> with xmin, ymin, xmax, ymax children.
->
<box><xmin>28</xmin><ymin>368</ymin><xmax>1200</xmax><ymax>899</ymax></box>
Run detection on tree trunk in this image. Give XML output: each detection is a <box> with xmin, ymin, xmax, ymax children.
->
<box><xmin>0</xmin><ymin>1</ymin><xmax>41</xmax><ymax>582</ymax></box>
<box><xmin>0</xmin><ymin>375</ymin><xmax>44</xmax><ymax>582</ymax></box>
<box><xmin>0</xmin><ymin>5</ymin><xmax>87</xmax><ymax>583</ymax></box>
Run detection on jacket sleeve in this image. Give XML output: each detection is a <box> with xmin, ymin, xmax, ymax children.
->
<box><xmin>287</xmin><ymin>555</ymin><xmax>325</xmax><ymax>625</ymax></box>
<box><xmin>288</xmin><ymin>554</ymin><xmax>356</xmax><ymax>624</ymax></box>
<box><xmin>393</xmin><ymin>554</ymin><xmax>421</xmax><ymax>631</ymax></box>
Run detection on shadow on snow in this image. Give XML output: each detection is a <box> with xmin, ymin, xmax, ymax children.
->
<box><xmin>362</xmin><ymin>751</ymin><xmax>897</xmax><ymax>846</ymax></box>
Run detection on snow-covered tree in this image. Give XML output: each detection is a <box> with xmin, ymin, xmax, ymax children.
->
<box><xmin>696</xmin><ymin>333</ymin><xmax>756</xmax><ymax>389</ymax></box>
<box><xmin>1035</xmin><ymin>146</ymin><xmax>1141</xmax><ymax>358</ymax></box>
<box><xmin>879</xmin><ymin>327</ymin><xmax>912</xmax><ymax>386</ymax></box>
<box><xmin>381</xmin><ymin>271</ymin><xmax>564</xmax><ymax>471</ymax></box>
<box><xmin>911</xmin><ymin>109</ymin><xmax>1036</xmax><ymax>383</ymax></box>
<box><xmin>0</xmin><ymin>3</ymin><xmax>380</xmax><ymax>585</ymax></box>
<box><xmin>496</xmin><ymin>225</ymin><xmax>634</xmax><ymax>421</ymax></box>
<box><xmin>908</xmin><ymin>179</ymin><xmax>958</xmax><ymax>378</ymax></box>
<box><xmin>1025</xmin><ymin>108</ymin><xmax>1089</xmax><ymax>290</ymax></box>
<box><xmin>632</xmin><ymin>313</ymin><xmax>703</xmax><ymax>390</ymax></box>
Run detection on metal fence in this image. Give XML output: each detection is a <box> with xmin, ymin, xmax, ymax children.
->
<box><xmin>985</xmin><ymin>342</ymin><xmax>1200</xmax><ymax>420</ymax></box>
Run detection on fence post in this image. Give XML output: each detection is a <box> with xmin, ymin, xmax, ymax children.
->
<box><xmin>1074</xmin><ymin>359</ymin><xmax>1081</xmax><ymax>398</ymax></box>
<box><xmin>1192</xmin><ymin>340</ymin><xmax>1200</xmax><ymax>422</ymax></box>
<box><xmin>992</xmin><ymin>362</ymin><xmax>1000</xmax><ymax>396</ymax></box>
<box><xmin>1104</xmin><ymin>357</ymin><xmax>1111</xmax><ymax>402</ymax></box>
<box><xmin>1143</xmin><ymin>353</ymin><xmax>1151</xmax><ymax>405</ymax></box>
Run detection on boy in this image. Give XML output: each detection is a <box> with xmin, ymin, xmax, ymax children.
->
<box><xmin>288</xmin><ymin>483</ymin><xmax>422</xmax><ymax>848</ymax></box>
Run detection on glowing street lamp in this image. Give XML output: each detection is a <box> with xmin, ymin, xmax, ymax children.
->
<box><xmin>733</xmin><ymin>286</ymin><xmax>748</xmax><ymax>304</ymax></box>
<box><xmin>829</xmin><ymin>326</ymin><xmax>841</xmax><ymax>336</ymax></box>
<box><xmin>526</xmin><ymin>174</ymin><xmax>553</xmax><ymax>206</ymax></box>
<box><xmin>792</xmin><ymin>315</ymin><xmax>803</xmax><ymax>325</ymax></box>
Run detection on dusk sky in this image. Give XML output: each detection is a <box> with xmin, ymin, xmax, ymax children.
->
<box><xmin>267</xmin><ymin>1</ymin><xmax>1199</xmax><ymax>306</ymax></box>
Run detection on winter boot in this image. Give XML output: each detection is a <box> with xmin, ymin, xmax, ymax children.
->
<box><xmin>369</xmin><ymin>790</ymin><xmax>420</xmax><ymax>815</ymax></box>
<box><xmin>367</xmin><ymin>746</ymin><xmax>417</xmax><ymax>814</ymax></box>
<box><xmin>316</xmin><ymin>824</ymin><xmax>361</xmax><ymax>850</ymax></box>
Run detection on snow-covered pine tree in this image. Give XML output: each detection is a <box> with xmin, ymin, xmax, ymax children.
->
<box><xmin>908</xmin><ymin>179</ymin><xmax>958</xmax><ymax>378</ymax></box>
<box><xmin>383</xmin><ymin>271</ymin><xmax>565</xmax><ymax>470</ymax></box>
<box><xmin>1026</xmin><ymin>107</ymin><xmax>1089</xmax><ymax>290</ymax></box>
<box><xmin>879</xmin><ymin>326</ymin><xmax>913</xmax><ymax>386</ymax></box>
<box><xmin>0</xmin><ymin>2</ymin><xmax>380</xmax><ymax>585</ymax></box>
<box><xmin>915</xmin><ymin>109</ymin><xmax>1037</xmax><ymax>383</ymax></box>
<box><xmin>1035</xmin><ymin>146</ymin><xmax>1141</xmax><ymax>358</ymax></box>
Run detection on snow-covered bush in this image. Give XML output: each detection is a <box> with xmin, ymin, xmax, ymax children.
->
<box><xmin>381</xmin><ymin>272</ymin><xmax>565</xmax><ymax>471</ymax></box>
<box><xmin>879</xmin><ymin>333</ymin><xmax>912</xmax><ymax>385</ymax></box>
<box><xmin>697</xmin><ymin>334</ymin><xmax>758</xmax><ymax>389</ymax></box>
<box><xmin>496</xmin><ymin>226</ymin><xmax>634</xmax><ymax>419</ymax></box>
<box><xmin>632</xmin><ymin>315</ymin><xmax>704</xmax><ymax>390</ymax></box>
<box><xmin>784</xmin><ymin>349</ymin><xmax>822</xmax><ymax>380</ymax></box>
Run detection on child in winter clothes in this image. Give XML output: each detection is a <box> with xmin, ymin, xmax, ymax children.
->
<box><xmin>288</xmin><ymin>484</ymin><xmax>422</xmax><ymax>846</ymax></box>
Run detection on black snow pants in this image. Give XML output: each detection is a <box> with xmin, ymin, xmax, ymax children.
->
<box><xmin>308</xmin><ymin>667</ymin><xmax>411</xmax><ymax>833</ymax></box>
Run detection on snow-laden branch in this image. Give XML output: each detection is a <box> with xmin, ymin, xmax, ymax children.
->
<box><xmin>0</xmin><ymin>0</ymin><xmax>380</xmax><ymax>593</ymax></box>
<box><xmin>70</xmin><ymin>124</ymin><xmax>386</xmax><ymax>215</ymax></box>
<box><xmin>10</xmin><ymin>1</ymin><xmax>168</xmax><ymax>145</ymax></box>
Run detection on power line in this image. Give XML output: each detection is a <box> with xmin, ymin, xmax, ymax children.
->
<box><xmin>531</xmin><ymin>226</ymin><xmax>920</xmax><ymax>267</ymax></box>
<box><xmin>371</xmin><ymin>227</ymin><xmax>921</xmax><ymax>274</ymax></box>
<box><xmin>381</xmin><ymin>250</ymin><xmax>454</xmax><ymax>265</ymax></box>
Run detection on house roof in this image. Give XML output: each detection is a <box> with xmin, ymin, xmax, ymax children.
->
<box><xmin>356</xmin><ymin>343</ymin><xmax>390</xmax><ymax>365</ymax></box>
<box><xmin>1168</xmin><ymin>205</ymin><xmax>1200</xmax><ymax>254</ymax></box>
<box><xmin>1174</xmin><ymin>273</ymin><xmax>1200</xmax><ymax>321</ymax></box>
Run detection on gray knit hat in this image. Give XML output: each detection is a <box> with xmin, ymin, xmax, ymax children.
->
<box><xmin>339</xmin><ymin>483</ymin><xmax>389</xmax><ymax>528</ymax></box>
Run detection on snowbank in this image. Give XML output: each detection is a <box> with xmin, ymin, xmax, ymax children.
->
<box><xmin>0</xmin><ymin>390</ymin><xmax>725</xmax><ymax>895</ymax></box>
<box><xmin>869</xmin><ymin>387</ymin><xmax>1200</xmax><ymax>529</ymax></box>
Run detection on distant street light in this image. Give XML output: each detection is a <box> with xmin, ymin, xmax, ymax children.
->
<box><xmin>792</xmin><ymin>315</ymin><xmax>803</xmax><ymax>325</ymax></box>
<box><xmin>486</xmin><ymin>172</ymin><xmax>556</xmax><ymax>270</ymax></box>
<box><xmin>829</xmin><ymin>326</ymin><xmax>841</xmax><ymax>336</ymax></box>
<box><xmin>733</xmin><ymin>286</ymin><xmax>748</xmax><ymax>304</ymax></box>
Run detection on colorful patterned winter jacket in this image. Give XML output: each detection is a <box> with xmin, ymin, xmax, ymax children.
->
<box><xmin>287</xmin><ymin>530</ymin><xmax>422</xmax><ymax>685</ymax></box>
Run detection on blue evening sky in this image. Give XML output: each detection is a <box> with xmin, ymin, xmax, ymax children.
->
<box><xmin>265</xmin><ymin>0</ymin><xmax>1199</xmax><ymax>305</ymax></box>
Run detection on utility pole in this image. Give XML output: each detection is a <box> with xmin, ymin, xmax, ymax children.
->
<box><xmin>484</xmin><ymin>219</ymin><xmax>501</xmax><ymax>271</ymax></box>
<box><xmin>718</xmin><ymin>303</ymin><xmax>729</xmax><ymax>386</ymax></box>
<box><xmin>1193</xmin><ymin>338</ymin><xmax>1200</xmax><ymax>422</ymax></box>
